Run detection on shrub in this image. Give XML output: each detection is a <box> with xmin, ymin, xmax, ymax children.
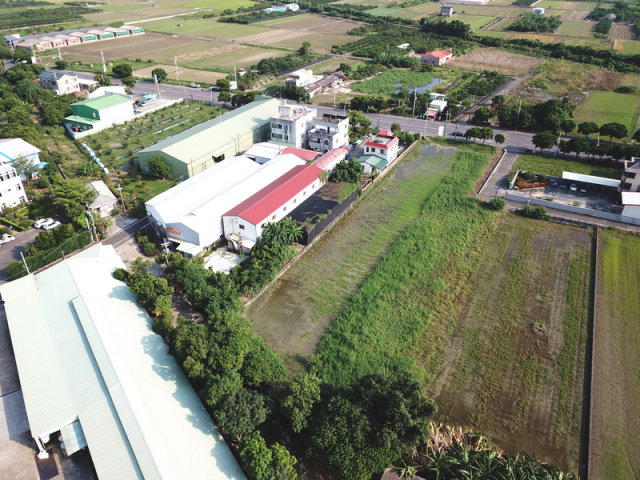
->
<box><xmin>113</xmin><ymin>268</ymin><xmax>129</xmax><ymax>282</ymax></box>
<box><xmin>520</xmin><ymin>171</ymin><xmax>533</xmax><ymax>181</ymax></box>
<box><xmin>488</xmin><ymin>197</ymin><xmax>506</xmax><ymax>211</ymax></box>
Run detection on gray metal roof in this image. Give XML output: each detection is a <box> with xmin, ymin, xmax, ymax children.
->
<box><xmin>562</xmin><ymin>171</ymin><xmax>620</xmax><ymax>188</ymax></box>
<box><xmin>0</xmin><ymin>244</ymin><xmax>245</xmax><ymax>480</ymax></box>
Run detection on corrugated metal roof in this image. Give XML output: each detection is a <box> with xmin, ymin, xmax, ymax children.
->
<box><xmin>73</xmin><ymin>94</ymin><xmax>131</xmax><ymax>111</ymax></box>
<box><xmin>622</xmin><ymin>205</ymin><xmax>640</xmax><ymax>218</ymax></box>
<box><xmin>244</xmin><ymin>142</ymin><xmax>285</xmax><ymax>160</ymax></box>
<box><xmin>313</xmin><ymin>146</ymin><xmax>349</xmax><ymax>171</ymax></box>
<box><xmin>562</xmin><ymin>171</ymin><xmax>620</xmax><ymax>188</ymax></box>
<box><xmin>0</xmin><ymin>138</ymin><xmax>41</xmax><ymax>159</ymax></box>
<box><xmin>0</xmin><ymin>244</ymin><xmax>245</xmax><ymax>480</ymax></box>
<box><xmin>87</xmin><ymin>180</ymin><xmax>117</xmax><ymax>208</ymax></box>
<box><xmin>281</xmin><ymin>147</ymin><xmax>318</xmax><ymax>162</ymax></box>
<box><xmin>139</xmin><ymin>96</ymin><xmax>281</xmax><ymax>165</ymax></box>
<box><xmin>224</xmin><ymin>164</ymin><xmax>324</xmax><ymax>224</ymax></box>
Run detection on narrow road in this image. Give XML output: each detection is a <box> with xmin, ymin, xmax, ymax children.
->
<box><xmin>102</xmin><ymin>217</ymin><xmax>149</xmax><ymax>247</ymax></box>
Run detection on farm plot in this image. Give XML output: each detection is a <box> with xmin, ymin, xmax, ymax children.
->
<box><xmin>133</xmin><ymin>64</ymin><xmax>226</xmax><ymax>83</ymax></box>
<box><xmin>445</xmin><ymin>15</ymin><xmax>494</xmax><ymax>29</ymax></box>
<box><xmin>590</xmin><ymin>230</ymin><xmax>640</xmax><ymax>480</ymax></box>
<box><xmin>61</xmin><ymin>33</ymin><xmax>215</xmax><ymax>63</ymax></box>
<box><xmin>181</xmin><ymin>46</ymin><xmax>289</xmax><ymax>69</ymax></box>
<box><xmin>244</xmin><ymin>144</ymin><xmax>457</xmax><ymax>367</ymax></box>
<box><xmin>609</xmin><ymin>23</ymin><xmax>636</xmax><ymax>41</ymax></box>
<box><xmin>366</xmin><ymin>7</ymin><xmax>404</xmax><ymax>16</ymax></box>
<box><xmin>579</xmin><ymin>22</ymin><xmax>597</xmax><ymax>37</ymax></box>
<box><xmin>574</xmin><ymin>91</ymin><xmax>640</xmax><ymax>141</ymax></box>
<box><xmin>557</xmin><ymin>21</ymin><xmax>585</xmax><ymax>36</ymax></box>
<box><xmin>512</xmin><ymin>154</ymin><xmax>622</xmax><ymax>179</ymax></box>
<box><xmin>352</xmin><ymin>68</ymin><xmax>449</xmax><ymax>96</ymax></box>
<box><xmin>82</xmin><ymin>6</ymin><xmax>194</xmax><ymax>23</ymax></box>
<box><xmin>143</xmin><ymin>18</ymin><xmax>270</xmax><ymax>39</ymax></box>
<box><xmin>446</xmin><ymin>47</ymin><xmax>544</xmax><ymax>76</ymax></box>
<box><xmin>433</xmin><ymin>216</ymin><xmax>591</xmax><ymax>473</ymax></box>
<box><xmin>616</xmin><ymin>39</ymin><xmax>640</xmax><ymax>55</ymax></box>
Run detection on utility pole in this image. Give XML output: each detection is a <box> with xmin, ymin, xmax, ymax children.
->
<box><xmin>514</xmin><ymin>98</ymin><xmax>522</xmax><ymax>132</ymax></box>
<box><xmin>20</xmin><ymin>252</ymin><xmax>30</xmax><ymax>275</ymax></box>
<box><xmin>412</xmin><ymin>89</ymin><xmax>417</xmax><ymax>117</ymax></box>
<box><xmin>116</xmin><ymin>183</ymin><xmax>126</xmax><ymax>213</ymax></box>
<box><xmin>100</xmin><ymin>50</ymin><xmax>106</xmax><ymax>85</ymax></box>
<box><xmin>57</xmin><ymin>45</ymin><xmax>62</xmax><ymax>61</ymax></box>
<box><xmin>234</xmin><ymin>65</ymin><xmax>237</xmax><ymax>87</ymax></box>
<box><xmin>86</xmin><ymin>211</ymin><xmax>98</xmax><ymax>242</ymax></box>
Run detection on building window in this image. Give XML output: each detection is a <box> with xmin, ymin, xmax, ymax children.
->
<box><xmin>293</xmin><ymin>199</ymin><xmax>296</xmax><ymax>204</ymax></box>
<box><xmin>239</xmin><ymin>224</ymin><xmax>245</xmax><ymax>230</ymax></box>
<box><xmin>272</xmin><ymin>215</ymin><xmax>276</xmax><ymax>220</ymax></box>
<box><xmin>628</xmin><ymin>172</ymin><xmax>636</xmax><ymax>179</ymax></box>
<box><xmin>303</xmin><ymin>191</ymin><xmax>306</xmax><ymax>196</ymax></box>
<box><xmin>261</xmin><ymin>223</ymin><xmax>267</xmax><ymax>228</ymax></box>
<box><xmin>16</xmin><ymin>184</ymin><xmax>21</xmax><ymax>190</ymax></box>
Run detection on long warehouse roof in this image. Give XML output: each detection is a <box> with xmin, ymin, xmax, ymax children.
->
<box><xmin>139</xmin><ymin>96</ymin><xmax>281</xmax><ymax>165</ymax></box>
<box><xmin>0</xmin><ymin>244</ymin><xmax>245</xmax><ymax>480</ymax></box>
<box><xmin>562</xmin><ymin>171</ymin><xmax>620</xmax><ymax>188</ymax></box>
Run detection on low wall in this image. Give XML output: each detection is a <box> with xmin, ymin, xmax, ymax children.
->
<box><xmin>504</xmin><ymin>191</ymin><xmax>640</xmax><ymax>226</ymax></box>
<box><xmin>302</xmin><ymin>189</ymin><xmax>358</xmax><ymax>245</ymax></box>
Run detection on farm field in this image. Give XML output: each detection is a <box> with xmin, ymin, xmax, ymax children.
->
<box><xmin>609</xmin><ymin>23</ymin><xmax>636</xmax><ymax>41</ymax></box>
<box><xmin>142</xmin><ymin>18</ymin><xmax>270</xmax><ymax>39</ymax></box>
<box><xmin>352</xmin><ymin>68</ymin><xmax>450</xmax><ymax>95</ymax></box>
<box><xmin>445</xmin><ymin>14</ymin><xmax>494</xmax><ymax>29</ymax></box>
<box><xmin>512</xmin><ymin>154</ymin><xmax>623</xmax><ymax>179</ymax></box>
<box><xmin>82</xmin><ymin>6</ymin><xmax>195</xmax><ymax>24</ymax></box>
<box><xmin>133</xmin><ymin>64</ymin><xmax>226</xmax><ymax>83</ymax></box>
<box><xmin>446</xmin><ymin>47</ymin><xmax>544</xmax><ymax>76</ymax></box>
<box><xmin>366</xmin><ymin>7</ymin><xmax>404</xmax><ymax>16</ymax></box>
<box><xmin>61</xmin><ymin>33</ymin><xmax>216</xmax><ymax>63</ymax></box>
<box><xmin>590</xmin><ymin>230</ymin><xmax>640</xmax><ymax>480</ymax></box>
<box><xmin>574</xmin><ymin>91</ymin><xmax>640</xmax><ymax>141</ymax></box>
<box><xmin>245</xmin><ymin>143</ymin><xmax>457</xmax><ymax>369</ymax></box>
<box><xmin>616</xmin><ymin>39</ymin><xmax>640</xmax><ymax>55</ymax></box>
<box><xmin>180</xmin><ymin>46</ymin><xmax>289</xmax><ymax>69</ymax></box>
<box><xmin>557</xmin><ymin>21</ymin><xmax>585</xmax><ymax>36</ymax></box>
<box><xmin>433</xmin><ymin>216</ymin><xmax>591</xmax><ymax>472</ymax></box>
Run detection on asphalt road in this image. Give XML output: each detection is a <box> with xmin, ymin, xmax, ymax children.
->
<box><xmin>0</xmin><ymin>228</ymin><xmax>39</xmax><ymax>283</ymax></box>
<box><xmin>102</xmin><ymin>216</ymin><xmax>149</xmax><ymax>247</ymax></box>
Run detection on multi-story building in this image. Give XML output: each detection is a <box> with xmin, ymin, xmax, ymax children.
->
<box><xmin>621</xmin><ymin>158</ymin><xmax>640</xmax><ymax>192</ymax></box>
<box><xmin>0</xmin><ymin>163</ymin><xmax>28</xmax><ymax>212</ymax></box>
<box><xmin>285</xmin><ymin>69</ymin><xmax>315</xmax><ymax>88</ymax></box>
<box><xmin>38</xmin><ymin>71</ymin><xmax>80</xmax><ymax>95</ymax></box>
<box><xmin>270</xmin><ymin>104</ymin><xmax>317</xmax><ymax>148</ymax></box>
<box><xmin>364</xmin><ymin>129</ymin><xmax>399</xmax><ymax>163</ymax></box>
<box><xmin>441</xmin><ymin>5</ymin><xmax>454</xmax><ymax>16</ymax></box>
<box><xmin>307</xmin><ymin>113</ymin><xmax>349</xmax><ymax>153</ymax></box>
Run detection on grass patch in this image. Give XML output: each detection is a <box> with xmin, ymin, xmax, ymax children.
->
<box><xmin>619</xmin><ymin>39</ymin><xmax>640</xmax><ymax>55</ymax></box>
<box><xmin>352</xmin><ymin>68</ymin><xmax>447</xmax><ymax>96</ymax></box>
<box><xmin>557</xmin><ymin>21</ymin><xmax>584</xmax><ymax>36</ymax></box>
<box><xmin>574</xmin><ymin>91</ymin><xmax>640</xmax><ymax>141</ymax></box>
<box><xmin>447</xmin><ymin>14</ymin><xmax>494</xmax><ymax>29</ymax></box>
<box><xmin>512</xmin><ymin>153</ymin><xmax>622</xmax><ymax>179</ymax></box>
<box><xmin>366</xmin><ymin>6</ymin><xmax>404</xmax><ymax>16</ymax></box>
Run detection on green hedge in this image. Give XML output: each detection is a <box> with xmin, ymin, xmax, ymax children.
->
<box><xmin>6</xmin><ymin>231</ymin><xmax>92</xmax><ymax>280</ymax></box>
<box><xmin>0</xmin><ymin>217</ymin><xmax>24</xmax><ymax>231</ymax></box>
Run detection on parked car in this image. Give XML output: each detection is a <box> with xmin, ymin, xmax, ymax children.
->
<box><xmin>42</xmin><ymin>220</ymin><xmax>61</xmax><ymax>231</ymax></box>
<box><xmin>560</xmin><ymin>182</ymin><xmax>568</xmax><ymax>189</ymax></box>
<box><xmin>33</xmin><ymin>218</ymin><xmax>53</xmax><ymax>229</ymax></box>
<box><xmin>451</xmin><ymin>131</ymin><xmax>464</xmax><ymax>137</ymax></box>
<box><xmin>189</xmin><ymin>83</ymin><xmax>200</xmax><ymax>88</ymax></box>
<box><xmin>579</xmin><ymin>187</ymin><xmax>587</xmax><ymax>193</ymax></box>
<box><xmin>211</xmin><ymin>86</ymin><xmax>220</xmax><ymax>92</ymax></box>
<box><xmin>0</xmin><ymin>234</ymin><xmax>15</xmax><ymax>244</ymax></box>
<box><xmin>569</xmin><ymin>183</ymin><xmax>578</xmax><ymax>192</ymax></box>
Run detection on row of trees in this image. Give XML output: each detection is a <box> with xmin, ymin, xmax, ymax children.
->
<box><xmin>508</xmin><ymin>13</ymin><xmax>563</xmax><ymax>33</ymax></box>
<box><xmin>0</xmin><ymin>5</ymin><xmax>90</xmax><ymax>29</ymax></box>
<box><xmin>464</xmin><ymin>127</ymin><xmax>505</xmax><ymax>145</ymax></box>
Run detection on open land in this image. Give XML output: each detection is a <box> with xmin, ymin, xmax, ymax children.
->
<box><xmin>590</xmin><ymin>230</ymin><xmax>640</xmax><ymax>480</ymax></box>
<box><xmin>245</xmin><ymin>143</ymin><xmax>457</xmax><ymax>371</ymax></box>
<box><xmin>134</xmin><ymin>65</ymin><xmax>226</xmax><ymax>83</ymax></box>
<box><xmin>446</xmin><ymin>47</ymin><xmax>544</xmax><ymax>76</ymax></box>
<box><xmin>512</xmin><ymin>154</ymin><xmax>623</xmax><ymax>179</ymax></box>
<box><xmin>615</xmin><ymin>39</ymin><xmax>640</xmax><ymax>55</ymax></box>
<box><xmin>352</xmin><ymin>68</ymin><xmax>450</xmax><ymax>95</ymax></box>
<box><xmin>574</xmin><ymin>91</ymin><xmax>640</xmax><ymax>141</ymax></box>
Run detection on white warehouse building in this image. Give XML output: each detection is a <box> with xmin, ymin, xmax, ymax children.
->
<box><xmin>223</xmin><ymin>164</ymin><xmax>325</xmax><ymax>250</ymax></box>
<box><xmin>146</xmin><ymin>154</ymin><xmax>305</xmax><ymax>256</ymax></box>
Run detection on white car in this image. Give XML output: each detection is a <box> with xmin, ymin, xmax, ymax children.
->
<box><xmin>42</xmin><ymin>221</ymin><xmax>61</xmax><ymax>231</ymax></box>
<box><xmin>0</xmin><ymin>234</ymin><xmax>15</xmax><ymax>244</ymax></box>
<box><xmin>34</xmin><ymin>218</ymin><xmax>53</xmax><ymax>229</ymax></box>
<box><xmin>189</xmin><ymin>83</ymin><xmax>200</xmax><ymax>88</ymax></box>
<box><xmin>569</xmin><ymin>183</ymin><xmax>578</xmax><ymax>192</ymax></box>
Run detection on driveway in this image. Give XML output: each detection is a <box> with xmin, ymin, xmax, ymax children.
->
<box><xmin>0</xmin><ymin>229</ymin><xmax>39</xmax><ymax>283</ymax></box>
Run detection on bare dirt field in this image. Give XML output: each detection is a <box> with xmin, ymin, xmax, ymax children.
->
<box><xmin>589</xmin><ymin>229</ymin><xmax>640</xmax><ymax>480</ymax></box>
<box><xmin>431</xmin><ymin>216</ymin><xmax>592</xmax><ymax>473</ymax></box>
<box><xmin>61</xmin><ymin>33</ymin><xmax>214</xmax><ymax>63</ymax></box>
<box><xmin>609</xmin><ymin>23</ymin><xmax>636</xmax><ymax>41</ymax></box>
<box><xmin>446</xmin><ymin>47</ymin><xmax>544</xmax><ymax>75</ymax></box>
<box><xmin>133</xmin><ymin>64</ymin><xmax>226</xmax><ymax>83</ymax></box>
<box><xmin>244</xmin><ymin>144</ymin><xmax>455</xmax><ymax>371</ymax></box>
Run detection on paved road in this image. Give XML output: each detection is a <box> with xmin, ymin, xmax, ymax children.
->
<box><xmin>102</xmin><ymin>216</ymin><xmax>148</xmax><ymax>247</ymax></box>
<box><xmin>0</xmin><ymin>229</ymin><xmax>39</xmax><ymax>283</ymax></box>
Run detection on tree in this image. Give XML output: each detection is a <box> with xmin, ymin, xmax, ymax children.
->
<box><xmin>494</xmin><ymin>133</ymin><xmax>505</xmax><ymax>145</ymax></box>
<box><xmin>633</xmin><ymin>129</ymin><xmax>640</xmax><ymax>143</ymax></box>
<box><xmin>148</xmin><ymin>156</ymin><xmax>172</xmax><ymax>180</ymax></box>
<box><xmin>280</xmin><ymin>373</ymin><xmax>321</xmax><ymax>433</ymax></box>
<box><xmin>12</xmin><ymin>156</ymin><xmax>38</xmax><ymax>185</ymax></box>
<box><xmin>338</xmin><ymin>62</ymin><xmax>352</xmax><ymax>76</ymax></box>
<box><xmin>54</xmin><ymin>60</ymin><xmax>68</xmax><ymax>70</ymax></box>
<box><xmin>53</xmin><ymin>179</ymin><xmax>93</xmax><ymax>217</ymax></box>
<box><xmin>464</xmin><ymin>127</ymin><xmax>480</xmax><ymax>142</ymax></box>
<box><xmin>479</xmin><ymin>127</ymin><xmax>494</xmax><ymax>144</ymax></box>
<box><xmin>488</xmin><ymin>197</ymin><xmax>506</xmax><ymax>211</ymax></box>
<box><xmin>568</xmin><ymin>137</ymin><xmax>589</xmax><ymax>158</ymax></box>
<box><xmin>298</xmin><ymin>41</ymin><xmax>311</xmax><ymax>56</ymax></box>
<box><xmin>600</xmin><ymin>122</ymin><xmax>628</xmax><ymax>142</ymax></box>
<box><xmin>390</xmin><ymin>122</ymin><xmax>402</xmax><ymax>136</ymax></box>
<box><xmin>112</xmin><ymin>63</ymin><xmax>133</xmax><ymax>78</ymax></box>
<box><xmin>329</xmin><ymin>159</ymin><xmax>364</xmax><ymax>183</ymax></box>
<box><xmin>348</xmin><ymin>110</ymin><xmax>371</xmax><ymax>141</ymax></box>
<box><xmin>216</xmin><ymin>78</ymin><xmax>230</xmax><ymax>91</ymax></box>
<box><xmin>151</xmin><ymin>68</ymin><xmax>168</xmax><ymax>82</ymax></box>
<box><xmin>270</xmin><ymin>443</ymin><xmax>298</xmax><ymax>480</ymax></box>
<box><xmin>214</xmin><ymin>388</ymin><xmax>270</xmax><ymax>440</ymax></box>
<box><xmin>218</xmin><ymin>91</ymin><xmax>231</xmax><ymax>104</ymax></box>
<box><xmin>12</xmin><ymin>49</ymin><xmax>31</xmax><ymax>64</ymax></box>
<box><xmin>561</xmin><ymin>119</ymin><xmax>576</xmax><ymax>134</ymax></box>
<box><xmin>532</xmin><ymin>131</ymin><xmax>557</xmax><ymax>151</ymax></box>
<box><xmin>93</xmin><ymin>74</ymin><xmax>112</xmax><ymax>86</ymax></box>
<box><xmin>577</xmin><ymin>121</ymin><xmax>599</xmax><ymax>136</ymax></box>
<box><xmin>261</xmin><ymin>217</ymin><xmax>303</xmax><ymax>245</ymax></box>
<box><xmin>282</xmin><ymin>84</ymin><xmax>309</xmax><ymax>103</ymax></box>
<box><xmin>472</xmin><ymin>106</ymin><xmax>492</xmax><ymax>124</ymax></box>
<box><xmin>240</xmin><ymin>432</ymin><xmax>273</xmax><ymax>480</ymax></box>
<box><xmin>121</xmin><ymin>76</ymin><xmax>136</xmax><ymax>89</ymax></box>
<box><xmin>492</xmin><ymin>95</ymin><xmax>505</xmax><ymax>108</ymax></box>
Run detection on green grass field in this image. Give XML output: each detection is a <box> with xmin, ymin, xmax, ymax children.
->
<box><xmin>512</xmin><ymin>154</ymin><xmax>623</xmax><ymax>179</ymax></box>
<box><xmin>574</xmin><ymin>91</ymin><xmax>640</xmax><ymax>141</ymax></box>
<box><xmin>366</xmin><ymin>6</ymin><xmax>404</xmax><ymax>16</ymax></box>
<box><xmin>254</xmin><ymin>14</ymin><xmax>311</xmax><ymax>26</ymax></box>
<box><xmin>446</xmin><ymin>15</ymin><xmax>494</xmax><ymax>29</ymax></box>
<box><xmin>143</xmin><ymin>18</ymin><xmax>270</xmax><ymax>39</ymax></box>
<box><xmin>557</xmin><ymin>21</ymin><xmax>584</xmax><ymax>36</ymax></box>
<box><xmin>619</xmin><ymin>40</ymin><xmax>640</xmax><ymax>55</ymax></box>
<box><xmin>181</xmin><ymin>46</ymin><xmax>289</xmax><ymax>69</ymax></box>
<box><xmin>165</xmin><ymin>0</ymin><xmax>255</xmax><ymax>10</ymax></box>
<box><xmin>352</xmin><ymin>68</ymin><xmax>448</xmax><ymax>96</ymax></box>
<box><xmin>590</xmin><ymin>230</ymin><xmax>640</xmax><ymax>480</ymax></box>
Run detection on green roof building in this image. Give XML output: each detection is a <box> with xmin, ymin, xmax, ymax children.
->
<box><xmin>65</xmin><ymin>94</ymin><xmax>134</xmax><ymax>134</ymax></box>
<box><xmin>138</xmin><ymin>96</ymin><xmax>282</xmax><ymax>179</ymax></box>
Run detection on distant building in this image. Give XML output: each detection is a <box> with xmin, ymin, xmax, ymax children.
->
<box><xmin>358</xmin><ymin>154</ymin><xmax>389</xmax><ymax>174</ymax></box>
<box><xmin>270</xmin><ymin>104</ymin><xmax>317</xmax><ymax>148</ymax></box>
<box><xmin>307</xmin><ymin>113</ymin><xmax>349</xmax><ymax>153</ymax></box>
<box><xmin>421</xmin><ymin>50</ymin><xmax>453</xmax><ymax>66</ymax></box>
<box><xmin>286</xmin><ymin>68</ymin><xmax>314</xmax><ymax>87</ymax></box>
<box><xmin>138</xmin><ymin>96</ymin><xmax>281</xmax><ymax>179</ymax></box>
<box><xmin>9</xmin><ymin>25</ymin><xmax>144</xmax><ymax>50</ymax></box>
<box><xmin>86</xmin><ymin>180</ymin><xmax>118</xmax><ymax>217</ymax></box>
<box><xmin>86</xmin><ymin>86</ymin><xmax>127</xmax><ymax>99</ymax></box>
<box><xmin>0</xmin><ymin>163</ymin><xmax>28</xmax><ymax>212</ymax></box>
<box><xmin>601</xmin><ymin>12</ymin><xmax>616</xmax><ymax>21</ymax></box>
<box><xmin>305</xmin><ymin>72</ymin><xmax>345</xmax><ymax>98</ymax></box>
<box><xmin>364</xmin><ymin>130</ymin><xmax>399</xmax><ymax>163</ymax></box>
<box><xmin>65</xmin><ymin>94</ymin><xmax>134</xmax><ymax>135</ymax></box>
<box><xmin>441</xmin><ymin>5</ymin><xmax>454</xmax><ymax>16</ymax></box>
<box><xmin>223</xmin><ymin>164</ymin><xmax>325</xmax><ymax>250</ymax></box>
<box><xmin>264</xmin><ymin>3</ymin><xmax>299</xmax><ymax>13</ymax></box>
<box><xmin>38</xmin><ymin>70</ymin><xmax>80</xmax><ymax>95</ymax></box>
<box><xmin>532</xmin><ymin>7</ymin><xmax>545</xmax><ymax>15</ymax></box>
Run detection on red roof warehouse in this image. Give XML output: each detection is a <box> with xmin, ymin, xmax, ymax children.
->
<box><xmin>222</xmin><ymin>164</ymin><xmax>325</xmax><ymax>248</ymax></box>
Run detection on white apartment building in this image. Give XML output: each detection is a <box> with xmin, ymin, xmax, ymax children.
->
<box><xmin>307</xmin><ymin>113</ymin><xmax>349</xmax><ymax>153</ymax></box>
<box><xmin>0</xmin><ymin>163</ymin><xmax>27</xmax><ymax>212</ymax></box>
<box><xmin>285</xmin><ymin>69</ymin><xmax>314</xmax><ymax>87</ymax></box>
<box><xmin>38</xmin><ymin>71</ymin><xmax>80</xmax><ymax>95</ymax></box>
<box><xmin>270</xmin><ymin>104</ymin><xmax>317</xmax><ymax>148</ymax></box>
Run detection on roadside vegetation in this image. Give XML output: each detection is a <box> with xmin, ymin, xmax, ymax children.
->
<box><xmin>511</xmin><ymin>153</ymin><xmax>623</xmax><ymax>179</ymax></box>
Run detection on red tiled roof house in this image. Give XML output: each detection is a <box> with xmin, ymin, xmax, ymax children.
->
<box><xmin>421</xmin><ymin>50</ymin><xmax>453</xmax><ymax>66</ymax></box>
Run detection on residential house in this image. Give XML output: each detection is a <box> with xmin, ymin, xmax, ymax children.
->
<box><xmin>38</xmin><ymin>71</ymin><xmax>80</xmax><ymax>95</ymax></box>
<box><xmin>364</xmin><ymin>130</ymin><xmax>399</xmax><ymax>163</ymax></box>
<box><xmin>0</xmin><ymin>163</ymin><xmax>28</xmax><ymax>212</ymax></box>
<box><xmin>621</xmin><ymin>158</ymin><xmax>640</xmax><ymax>192</ymax></box>
<box><xmin>286</xmin><ymin>69</ymin><xmax>315</xmax><ymax>87</ymax></box>
<box><xmin>441</xmin><ymin>5</ymin><xmax>454</xmax><ymax>16</ymax></box>
<box><xmin>86</xmin><ymin>180</ymin><xmax>118</xmax><ymax>217</ymax></box>
<box><xmin>0</xmin><ymin>138</ymin><xmax>41</xmax><ymax>169</ymax></box>
<box><xmin>357</xmin><ymin>154</ymin><xmax>388</xmax><ymax>174</ymax></box>
<box><xmin>223</xmin><ymin>164</ymin><xmax>325</xmax><ymax>250</ymax></box>
<box><xmin>313</xmin><ymin>146</ymin><xmax>350</xmax><ymax>174</ymax></box>
<box><xmin>307</xmin><ymin>113</ymin><xmax>349</xmax><ymax>153</ymax></box>
<box><xmin>420</xmin><ymin>50</ymin><xmax>453</xmax><ymax>66</ymax></box>
<box><xmin>270</xmin><ymin>104</ymin><xmax>317</xmax><ymax>148</ymax></box>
